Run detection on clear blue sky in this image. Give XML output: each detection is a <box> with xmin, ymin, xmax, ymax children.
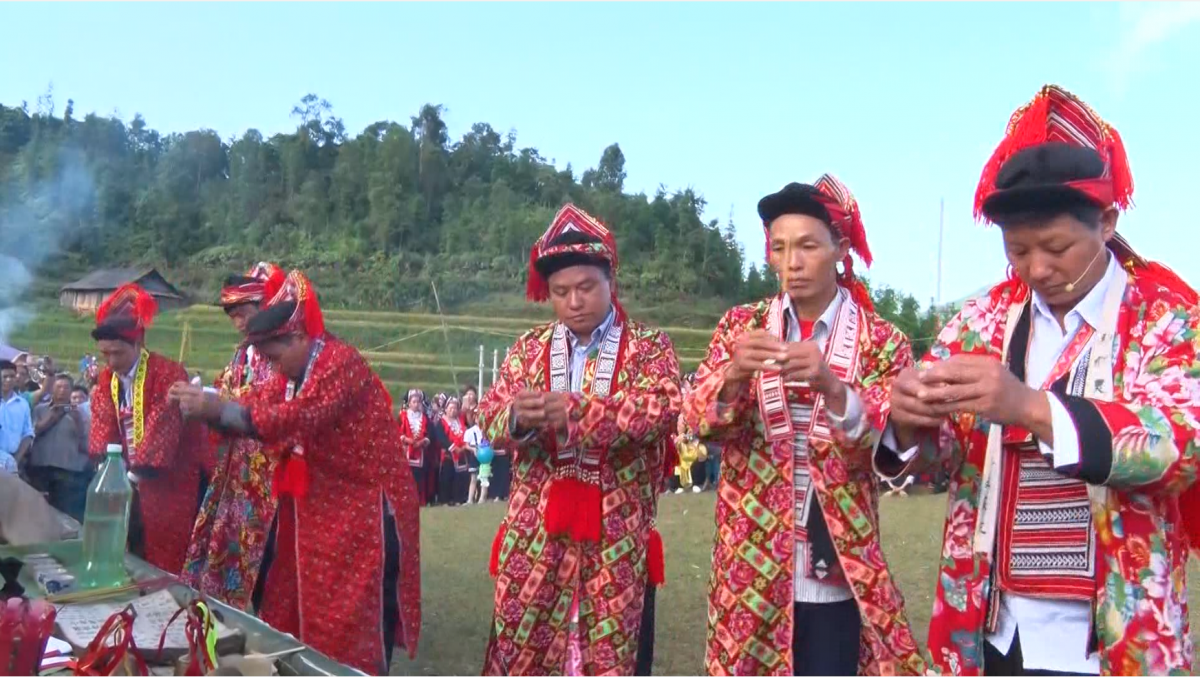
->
<box><xmin>3</xmin><ymin>2</ymin><xmax>1198</xmax><ymax>305</ymax></box>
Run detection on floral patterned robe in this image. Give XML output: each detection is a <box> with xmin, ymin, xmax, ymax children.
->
<box><xmin>240</xmin><ymin>337</ymin><xmax>421</xmax><ymax>675</ymax></box>
<box><xmin>683</xmin><ymin>295</ymin><xmax>928</xmax><ymax>676</ymax></box>
<box><xmin>182</xmin><ymin>345</ymin><xmax>277</xmax><ymax>610</ymax></box>
<box><xmin>478</xmin><ymin>318</ymin><xmax>681</xmax><ymax>676</ymax></box>
<box><xmin>879</xmin><ymin>269</ymin><xmax>1199</xmax><ymax>676</ymax></box>
<box><xmin>89</xmin><ymin>351</ymin><xmax>207</xmax><ymax>576</ymax></box>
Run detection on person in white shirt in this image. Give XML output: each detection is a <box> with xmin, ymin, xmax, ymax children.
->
<box><xmin>683</xmin><ymin>175</ymin><xmax>927</xmax><ymax>676</ymax></box>
<box><xmin>463</xmin><ymin>418</ymin><xmax>486</xmax><ymax>503</ymax></box>
<box><xmin>879</xmin><ymin>84</ymin><xmax>1200</xmax><ymax>676</ymax></box>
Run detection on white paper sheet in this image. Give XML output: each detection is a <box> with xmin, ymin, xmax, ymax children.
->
<box><xmin>54</xmin><ymin>589</ymin><xmax>236</xmax><ymax>651</ymax></box>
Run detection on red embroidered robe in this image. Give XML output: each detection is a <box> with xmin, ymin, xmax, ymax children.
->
<box><xmin>88</xmin><ymin>351</ymin><xmax>207</xmax><ymax>576</ymax></box>
<box><xmin>443</xmin><ymin>416</ymin><xmax>470</xmax><ymax>470</ymax></box>
<box><xmin>683</xmin><ymin>294</ymin><xmax>927</xmax><ymax>676</ymax></box>
<box><xmin>478</xmin><ymin>318</ymin><xmax>681</xmax><ymax>676</ymax></box>
<box><xmin>400</xmin><ymin>409</ymin><xmax>429</xmax><ymax>467</ymax></box>
<box><xmin>241</xmin><ymin>337</ymin><xmax>421</xmax><ymax>674</ymax></box>
<box><xmin>182</xmin><ymin>345</ymin><xmax>277</xmax><ymax>610</ymax></box>
<box><xmin>878</xmin><ymin>269</ymin><xmax>1199</xmax><ymax>676</ymax></box>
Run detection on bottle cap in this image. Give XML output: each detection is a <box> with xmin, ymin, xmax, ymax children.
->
<box><xmin>106</xmin><ymin>443</ymin><xmax>122</xmax><ymax>454</ymax></box>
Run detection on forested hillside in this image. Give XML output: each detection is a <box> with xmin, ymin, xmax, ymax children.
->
<box><xmin>0</xmin><ymin>89</ymin><xmax>942</xmax><ymax>348</ymax></box>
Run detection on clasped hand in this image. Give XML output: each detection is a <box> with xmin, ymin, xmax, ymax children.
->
<box><xmin>727</xmin><ymin>330</ymin><xmax>839</xmax><ymax>396</ymax></box>
<box><xmin>890</xmin><ymin>354</ymin><xmax>1038</xmax><ymax>430</ymax></box>
<box><xmin>512</xmin><ymin>390</ymin><xmax>570</xmax><ymax>433</ymax></box>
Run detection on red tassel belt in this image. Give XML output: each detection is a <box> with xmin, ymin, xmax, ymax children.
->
<box><xmin>543</xmin><ymin>477</ymin><xmax>603</xmax><ymax>543</ymax></box>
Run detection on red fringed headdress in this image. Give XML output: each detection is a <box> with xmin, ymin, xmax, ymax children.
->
<box><xmin>220</xmin><ymin>261</ymin><xmax>285</xmax><ymax>308</ymax></box>
<box><xmin>248</xmin><ymin>270</ymin><xmax>325</xmax><ymax>343</ymax></box>
<box><xmin>811</xmin><ymin>173</ymin><xmax>874</xmax><ymax>312</ymax></box>
<box><xmin>93</xmin><ymin>283</ymin><xmax>159</xmax><ymax>343</ymax></box>
<box><xmin>526</xmin><ymin>204</ymin><xmax>620</xmax><ymax>303</ymax></box>
<box><xmin>974</xmin><ymin>84</ymin><xmax>1133</xmax><ymax>222</ymax></box>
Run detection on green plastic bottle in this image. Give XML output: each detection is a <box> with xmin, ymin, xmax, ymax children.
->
<box><xmin>79</xmin><ymin>444</ymin><xmax>132</xmax><ymax>589</ymax></box>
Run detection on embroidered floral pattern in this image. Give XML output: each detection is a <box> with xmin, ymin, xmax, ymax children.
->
<box><xmin>183</xmin><ymin>346</ymin><xmax>278</xmax><ymax>609</ymax></box>
<box><xmin>478</xmin><ymin>319</ymin><xmax>681</xmax><ymax>676</ymax></box>
<box><xmin>906</xmin><ymin>273</ymin><xmax>1199</xmax><ymax>676</ymax></box>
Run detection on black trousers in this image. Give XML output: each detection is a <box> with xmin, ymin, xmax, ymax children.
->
<box><xmin>635</xmin><ymin>585</ymin><xmax>656</xmax><ymax>675</ymax></box>
<box><xmin>381</xmin><ymin>510</ymin><xmax>401</xmax><ymax>667</ymax></box>
<box><xmin>792</xmin><ymin>599</ymin><xmax>861</xmax><ymax>676</ymax></box>
<box><xmin>983</xmin><ymin>629</ymin><xmax>1096</xmax><ymax>676</ymax></box>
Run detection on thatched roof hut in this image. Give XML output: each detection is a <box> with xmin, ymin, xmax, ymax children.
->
<box><xmin>59</xmin><ymin>268</ymin><xmax>189</xmax><ymax>314</ymax></box>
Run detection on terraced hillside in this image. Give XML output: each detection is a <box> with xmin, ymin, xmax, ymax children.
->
<box><xmin>10</xmin><ymin>304</ymin><xmax>719</xmax><ymax>402</ymax></box>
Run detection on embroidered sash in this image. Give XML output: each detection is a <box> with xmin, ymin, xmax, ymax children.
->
<box><xmin>547</xmin><ymin>317</ymin><xmax>625</xmax><ymax>483</ymax></box>
<box><xmin>995</xmin><ymin>319</ymin><xmax>1098</xmax><ymax>601</ymax></box>
<box><xmin>542</xmin><ymin>315</ymin><xmax>626</xmax><ymax>542</ymax></box>
<box><xmin>110</xmin><ymin>350</ymin><xmax>149</xmax><ymax>458</ymax></box>
<box><xmin>973</xmin><ymin>268</ymin><xmax>1128</xmax><ymax>621</ymax></box>
<box><xmin>757</xmin><ymin>292</ymin><xmax>860</xmax><ymax>445</ymax></box>
<box><xmin>758</xmin><ymin>291</ymin><xmax>860</xmax><ymax>585</ymax></box>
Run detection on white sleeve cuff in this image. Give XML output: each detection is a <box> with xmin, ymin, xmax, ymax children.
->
<box><xmin>1039</xmin><ymin>392</ymin><xmax>1081</xmax><ymax>469</ymax></box>
<box><xmin>880</xmin><ymin>423</ymin><xmax>919</xmax><ymax>462</ymax></box>
<box><xmin>825</xmin><ymin>385</ymin><xmax>865</xmax><ymax>437</ymax></box>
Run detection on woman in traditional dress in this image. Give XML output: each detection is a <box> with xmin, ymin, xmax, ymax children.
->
<box><xmin>399</xmin><ymin>389</ymin><xmax>432</xmax><ymax>505</ymax></box>
<box><xmin>437</xmin><ymin>397</ymin><xmax>470</xmax><ymax>505</ymax></box>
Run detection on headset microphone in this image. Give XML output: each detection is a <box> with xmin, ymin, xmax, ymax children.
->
<box><xmin>1064</xmin><ymin>246</ymin><xmax>1105</xmax><ymax>294</ymax></box>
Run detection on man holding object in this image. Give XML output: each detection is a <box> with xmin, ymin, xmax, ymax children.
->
<box><xmin>879</xmin><ymin>84</ymin><xmax>1200</xmax><ymax>676</ymax></box>
<box><xmin>478</xmin><ymin>204</ymin><xmax>680</xmax><ymax>675</ymax></box>
<box><xmin>684</xmin><ymin>175</ymin><xmax>925</xmax><ymax>676</ymax></box>
<box><xmin>170</xmin><ymin>270</ymin><xmax>421</xmax><ymax>675</ymax></box>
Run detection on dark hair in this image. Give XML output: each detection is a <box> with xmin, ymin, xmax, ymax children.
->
<box><xmin>461</xmin><ymin>384</ymin><xmax>478</xmax><ymax>397</ymax></box>
<box><xmin>54</xmin><ymin>373</ymin><xmax>74</xmax><ymax>386</ymax></box>
<box><xmin>72</xmin><ymin>385</ymin><xmax>89</xmax><ymax>397</ymax></box>
<box><xmin>90</xmin><ymin>318</ymin><xmax>141</xmax><ymax>344</ymax></box>
<box><xmin>992</xmin><ymin>201</ymin><xmax>1103</xmax><ymax>231</ymax></box>
<box><xmin>0</xmin><ymin>360</ymin><xmax>14</xmax><ymax>374</ymax></box>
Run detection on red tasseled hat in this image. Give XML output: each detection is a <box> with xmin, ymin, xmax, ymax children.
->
<box><xmin>220</xmin><ymin>261</ymin><xmax>286</xmax><ymax>308</ymax></box>
<box><xmin>526</xmin><ymin>204</ymin><xmax>619</xmax><ymax>304</ymax></box>
<box><xmin>245</xmin><ymin>270</ymin><xmax>325</xmax><ymax>344</ymax></box>
<box><xmin>92</xmin><ymin>283</ymin><xmax>158</xmax><ymax>343</ymax></box>
<box><xmin>974</xmin><ymin>84</ymin><xmax>1133</xmax><ymax>223</ymax></box>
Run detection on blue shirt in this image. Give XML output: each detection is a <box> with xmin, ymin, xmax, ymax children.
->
<box><xmin>0</xmin><ymin>391</ymin><xmax>34</xmax><ymax>470</ymax></box>
<box><xmin>567</xmin><ymin>307</ymin><xmax>616</xmax><ymax>393</ymax></box>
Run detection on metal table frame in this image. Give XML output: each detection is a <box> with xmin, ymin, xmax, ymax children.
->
<box><xmin>1</xmin><ymin>540</ymin><xmax>364</xmax><ymax>676</ymax></box>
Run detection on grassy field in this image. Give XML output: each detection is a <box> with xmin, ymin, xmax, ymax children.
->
<box><xmin>394</xmin><ymin>492</ymin><xmax>1200</xmax><ymax>676</ymax></box>
<box><xmin>9</xmin><ymin>302</ymin><xmax>722</xmax><ymax>401</ymax></box>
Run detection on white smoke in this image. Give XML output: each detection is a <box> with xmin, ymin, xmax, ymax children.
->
<box><xmin>0</xmin><ymin>148</ymin><xmax>96</xmax><ymax>346</ymax></box>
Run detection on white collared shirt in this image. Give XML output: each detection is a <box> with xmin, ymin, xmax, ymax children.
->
<box><xmin>985</xmin><ymin>253</ymin><xmax>1121</xmax><ymax>675</ymax></box>
<box><xmin>781</xmin><ymin>289</ymin><xmax>865</xmax><ymax>603</ymax></box>
<box><xmin>779</xmin><ymin>289</ymin><xmax>865</xmax><ymax>436</ymax></box>
<box><xmin>567</xmin><ymin>307</ymin><xmax>616</xmax><ymax>393</ymax></box>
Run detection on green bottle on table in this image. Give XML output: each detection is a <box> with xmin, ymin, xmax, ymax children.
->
<box><xmin>79</xmin><ymin>444</ymin><xmax>132</xmax><ymax>589</ymax></box>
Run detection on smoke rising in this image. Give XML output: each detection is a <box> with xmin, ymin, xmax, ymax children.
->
<box><xmin>0</xmin><ymin>148</ymin><xmax>96</xmax><ymax>346</ymax></box>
